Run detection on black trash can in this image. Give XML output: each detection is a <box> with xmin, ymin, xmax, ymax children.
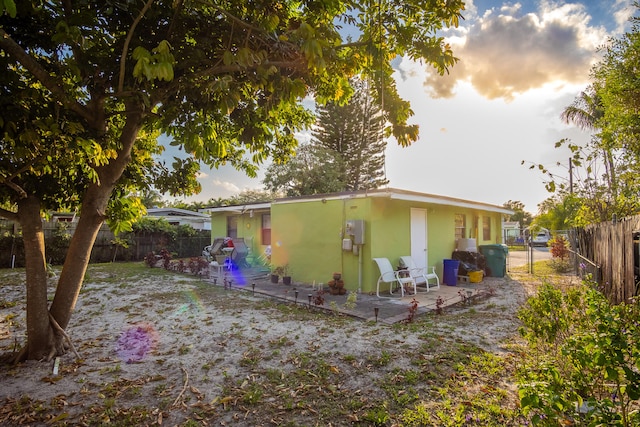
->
<box><xmin>478</xmin><ymin>244</ymin><xmax>508</xmax><ymax>277</ymax></box>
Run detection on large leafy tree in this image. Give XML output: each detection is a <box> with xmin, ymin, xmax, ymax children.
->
<box><xmin>502</xmin><ymin>200</ymin><xmax>532</xmax><ymax>230</ymax></box>
<box><xmin>532</xmin><ymin>192</ymin><xmax>583</xmax><ymax>232</ymax></box>
<box><xmin>263</xmin><ymin>143</ymin><xmax>347</xmax><ymax>196</ymax></box>
<box><xmin>529</xmin><ymin>5</ymin><xmax>640</xmax><ymax>226</ymax></box>
<box><xmin>0</xmin><ymin>0</ymin><xmax>463</xmax><ymax>361</ymax></box>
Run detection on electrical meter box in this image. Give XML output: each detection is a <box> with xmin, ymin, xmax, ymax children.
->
<box><xmin>345</xmin><ymin>219</ymin><xmax>365</xmax><ymax>245</ymax></box>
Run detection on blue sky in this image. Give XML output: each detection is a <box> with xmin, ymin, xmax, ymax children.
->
<box><xmin>173</xmin><ymin>0</ymin><xmax>634</xmax><ymax>214</ymax></box>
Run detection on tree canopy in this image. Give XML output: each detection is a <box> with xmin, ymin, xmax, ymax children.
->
<box><xmin>263</xmin><ymin>79</ymin><xmax>389</xmax><ymax>196</ymax></box>
<box><xmin>530</xmin><ymin>4</ymin><xmax>640</xmax><ymax>227</ymax></box>
<box><xmin>263</xmin><ymin>143</ymin><xmax>347</xmax><ymax>196</ymax></box>
<box><xmin>0</xmin><ymin>0</ymin><xmax>465</xmax><ymax>361</ymax></box>
<box><xmin>502</xmin><ymin>200</ymin><xmax>532</xmax><ymax>230</ymax></box>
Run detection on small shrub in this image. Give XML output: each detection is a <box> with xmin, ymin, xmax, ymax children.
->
<box><xmin>517</xmin><ymin>282</ymin><xmax>640</xmax><ymax>426</ymax></box>
<box><xmin>403</xmin><ymin>298</ymin><xmax>419</xmax><ymax>323</ymax></box>
<box><xmin>313</xmin><ymin>289</ymin><xmax>325</xmax><ymax>306</ymax></box>
<box><xmin>343</xmin><ymin>291</ymin><xmax>357</xmax><ymax>310</ymax></box>
<box><xmin>549</xmin><ymin>257</ymin><xmax>572</xmax><ymax>273</ymax></box>
<box><xmin>144</xmin><ymin>252</ymin><xmax>157</xmax><ymax>267</ymax></box>
<box><xmin>187</xmin><ymin>256</ymin><xmax>209</xmax><ymax>276</ymax></box>
<box><xmin>548</xmin><ymin>236</ymin><xmax>571</xmax><ymax>273</ymax></box>
<box><xmin>435</xmin><ymin>296</ymin><xmax>445</xmax><ymax>314</ymax></box>
<box><xmin>158</xmin><ymin>248</ymin><xmax>172</xmax><ymax>269</ymax></box>
<box><xmin>549</xmin><ymin>236</ymin><xmax>569</xmax><ymax>260</ymax></box>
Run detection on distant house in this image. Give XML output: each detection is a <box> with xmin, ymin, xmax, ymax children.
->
<box><xmin>207</xmin><ymin>188</ymin><xmax>513</xmax><ymax>294</ymax></box>
<box><xmin>146</xmin><ymin>208</ymin><xmax>211</xmax><ymax>231</ymax></box>
<box><xmin>502</xmin><ymin>220</ymin><xmax>523</xmax><ymax>244</ymax></box>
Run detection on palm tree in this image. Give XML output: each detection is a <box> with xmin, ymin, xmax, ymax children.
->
<box><xmin>560</xmin><ymin>86</ymin><xmax>616</xmax><ymax>199</ymax></box>
<box><xmin>560</xmin><ymin>88</ymin><xmax>603</xmax><ymax>130</ymax></box>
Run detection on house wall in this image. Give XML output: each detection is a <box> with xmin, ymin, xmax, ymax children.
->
<box><xmin>269</xmin><ymin>197</ymin><xmax>505</xmax><ymax>295</ymax></box>
<box><xmin>210</xmin><ymin>210</ymin><xmax>270</xmax><ymax>259</ymax></box>
<box><xmin>270</xmin><ymin>198</ymin><xmax>366</xmax><ymax>286</ymax></box>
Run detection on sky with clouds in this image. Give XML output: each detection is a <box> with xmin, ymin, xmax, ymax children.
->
<box><xmin>174</xmin><ymin>0</ymin><xmax>635</xmax><ymax>214</ymax></box>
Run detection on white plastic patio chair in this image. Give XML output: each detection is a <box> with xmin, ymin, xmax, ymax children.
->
<box><xmin>399</xmin><ymin>256</ymin><xmax>440</xmax><ymax>291</ymax></box>
<box><xmin>373</xmin><ymin>257</ymin><xmax>417</xmax><ymax>298</ymax></box>
<box><xmin>257</xmin><ymin>245</ymin><xmax>271</xmax><ymax>265</ymax></box>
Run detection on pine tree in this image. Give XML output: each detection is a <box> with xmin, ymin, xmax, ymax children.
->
<box><xmin>263</xmin><ymin>80</ymin><xmax>389</xmax><ymax>195</ymax></box>
<box><xmin>312</xmin><ymin>79</ymin><xmax>389</xmax><ymax>191</ymax></box>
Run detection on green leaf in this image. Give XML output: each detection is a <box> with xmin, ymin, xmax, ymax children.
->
<box><xmin>3</xmin><ymin>0</ymin><xmax>16</xmax><ymax>18</ymax></box>
<box><xmin>132</xmin><ymin>46</ymin><xmax>150</xmax><ymax>61</ymax></box>
<box><xmin>223</xmin><ymin>50</ymin><xmax>234</xmax><ymax>66</ymax></box>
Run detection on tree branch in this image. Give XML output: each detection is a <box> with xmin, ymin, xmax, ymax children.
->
<box><xmin>0</xmin><ymin>29</ymin><xmax>95</xmax><ymax>127</ymax></box>
<box><xmin>0</xmin><ymin>207</ymin><xmax>19</xmax><ymax>222</ymax></box>
<box><xmin>196</xmin><ymin>0</ymin><xmax>266</xmax><ymax>35</ymax></box>
<box><xmin>2</xmin><ymin>180</ymin><xmax>28</xmax><ymax>201</ymax></box>
<box><xmin>194</xmin><ymin>59</ymin><xmax>307</xmax><ymax>80</ymax></box>
<box><xmin>150</xmin><ymin>58</ymin><xmax>307</xmax><ymax>107</ymax></box>
<box><xmin>338</xmin><ymin>41</ymin><xmax>370</xmax><ymax>49</ymax></box>
<box><xmin>172</xmin><ymin>366</ymin><xmax>189</xmax><ymax>408</ymax></box>
<box><xmin>118</xmin><ymin>0</ymin><xmax>155</xmax><ymax>93</ymax></box>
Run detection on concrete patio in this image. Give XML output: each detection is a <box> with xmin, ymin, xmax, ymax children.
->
<box><xmin>206</xmin><ymin>268</ymin><xmax>506</xmax><ymax>324</ymax></box>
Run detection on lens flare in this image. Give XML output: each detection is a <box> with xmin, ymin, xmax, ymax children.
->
<box><xmin>115</xmin><ymin>322</ymin><xmax>158</xmax><ymax>363</ymax></box>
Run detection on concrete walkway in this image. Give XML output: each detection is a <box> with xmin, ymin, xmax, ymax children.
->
<box><xmin>207</xmin><ymin>268</ymin><xmax>505</xmax><ymax>324</ymax></box>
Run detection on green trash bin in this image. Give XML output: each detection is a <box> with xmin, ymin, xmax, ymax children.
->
<box><xmin>479</xmin><ymin>244</ymin><xmax>508</xmax><ymax>277</ymax></box>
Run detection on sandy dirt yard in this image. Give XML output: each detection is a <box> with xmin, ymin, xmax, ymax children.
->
<box><xmin>0</xmin><ymin>262</ymin><xmax>568</xmax><ymax>426</ymax></box>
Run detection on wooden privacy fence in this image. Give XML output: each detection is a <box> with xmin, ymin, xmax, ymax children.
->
<box><xmin>0</xmin><ymin>224</ymin><xmax>211</xmax><ymax>268</ymax></box>
<box><xmin>574</xmin><ymin>215</ymin><xmax>640</xmax><ymax>304</ymax></box>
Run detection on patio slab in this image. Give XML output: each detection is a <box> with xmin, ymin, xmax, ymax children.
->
<box><xmin>206</xmin><ymin>268</ymin><xmax>505</xmax><ymax>324</ymax></box>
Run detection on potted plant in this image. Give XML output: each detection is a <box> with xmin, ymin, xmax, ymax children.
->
<box><xmin>282</xmin><ymin>264</ymin><xmax>292</xmax><ymax>285</ymax></box>
<box><xmin>270</xmin><ymin>265</ymin><xmax>284</xmax><ymax>284</ymax></box>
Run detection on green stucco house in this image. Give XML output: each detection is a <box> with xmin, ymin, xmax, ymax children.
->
<box><xmin>207</xmin><ymin>188</ymin><xmax>513</xmax><ymax>294</ymax></box>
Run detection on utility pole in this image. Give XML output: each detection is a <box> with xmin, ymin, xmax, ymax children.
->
<box><xmin>569</xmin><ymin>157</ymin><xmax>573</xmax><ymax>194</ymax></box>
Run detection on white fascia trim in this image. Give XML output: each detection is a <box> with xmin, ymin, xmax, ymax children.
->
<box><xmin>381</xmin><ymin>192</ymin><xmax>514</xmax><ymax>214</ymax></box>
<box><xmin>275</xmin><ymin>190</ymin><xmax>513</xmax><ymax>215</ymax></box>
<box><xmin>206</xmin><ymin>203</ymin><xmax>272</xmax><ymax>213</ymax></box>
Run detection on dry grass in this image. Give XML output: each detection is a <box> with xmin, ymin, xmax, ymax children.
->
<box><xmin>0</xmin><ymin>261</ymin><xmax>560</xmax><ymax>426</ymax></box>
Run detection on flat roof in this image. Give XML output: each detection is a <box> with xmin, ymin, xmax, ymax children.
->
<box><xmin>204</xmin><ymin>202</ymin><xmax>272</xmax><ymax>213</ymax></box>
<box><xmin>273</xmin><ymin>188</ymin><xmax>514</xmax><ymax>215</ymax></box>
<box><xmin>204</xmin><ymin>188</ymin><xmax>514</xmax><ymax>215</ymax></box>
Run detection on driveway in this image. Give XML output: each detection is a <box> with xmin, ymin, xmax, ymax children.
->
<box><xmin>508</xmin><ymin>246</ymin><xmax>551</xmax><ymax>268</ymax></box>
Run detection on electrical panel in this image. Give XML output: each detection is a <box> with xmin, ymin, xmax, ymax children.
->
<box><xmin>345</xmin><ymin>219</ymin><xmax>365</xmax><ymax>245</ymax></box>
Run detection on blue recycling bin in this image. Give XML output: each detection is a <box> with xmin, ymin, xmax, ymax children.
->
<box><xmin>443</xmin><ymin>259</ymin><xmax>460</xmax><ymax>286</ymax></box>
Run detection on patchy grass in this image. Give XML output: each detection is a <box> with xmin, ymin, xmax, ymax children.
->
<box><xmin>0</xmin><ymin>261</ymin><xmax>560</xmax><ymax>426</ymax></box>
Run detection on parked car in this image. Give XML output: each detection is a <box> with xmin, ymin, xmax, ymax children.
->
<box><xmin>531</xmin><ymin>230</ymin><xmax>550</xmax><ymax>247</ymax></box>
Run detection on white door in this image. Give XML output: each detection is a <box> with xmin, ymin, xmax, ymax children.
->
<box><xmin>410</xmin><ymin>208</ymin><xmax>428</xmax><ymax>269</ymax></box>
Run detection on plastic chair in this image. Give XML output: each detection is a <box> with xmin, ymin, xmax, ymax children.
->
<box><xmin>231</xmin><ymin>238</ymin><xmax>249</xmax><ymax>268</ymax></box>
<box><xmin>255</xmin><ymin>245</ymin><xmax>271</xmax><ymax>265</ymax></box>
<box><xmin>373</xmin><ymin>258</ymin><xmax>416</xmax><ymax>298</ymax></box>
<box><xmin>399</xmin><ymin>256</ymin><xmax>440</xmax><ymax>291</ymax></box>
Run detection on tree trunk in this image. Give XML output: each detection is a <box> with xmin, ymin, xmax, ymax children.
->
<box><xmin>49</xmin><ymin>112</ymin><xmax>143</xmax><ymax>331</ymax></box>
<box><xmin>12</xmin><ymin>105</ymin><xmax>144</xmax><ymax>361</ymax></box>
<box><xmin>48</xmin><ymin>188</ymin><xmax>109</xmax><ymax>330</ymax></box>
<box><xmin>18</xmin><ymin>195</ymin><xmax>53</xmax><ymax>360</ymax></box>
